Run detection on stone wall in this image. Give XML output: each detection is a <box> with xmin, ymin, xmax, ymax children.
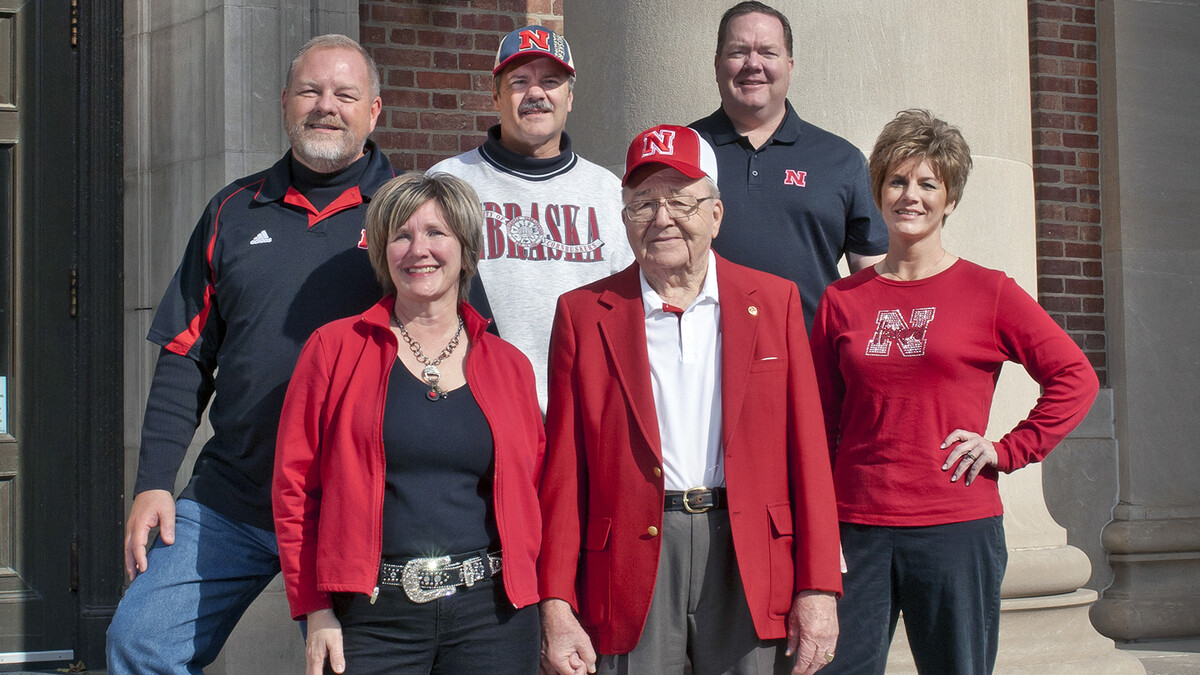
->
<box><xmin>1091</xmin><ymin>0</ymin><xmax>1200</xmax><ymax>642</ymax></box>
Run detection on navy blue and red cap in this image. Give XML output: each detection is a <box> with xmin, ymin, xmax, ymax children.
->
<box><xmin>622</xmin><ymin>125</ymin><xmax>719</xmax><ymax>187</ymax></box>
<box><xmin>493</xmin><ymin>25</ymin><xmax>575</xmax><ymax>76</ymax></box>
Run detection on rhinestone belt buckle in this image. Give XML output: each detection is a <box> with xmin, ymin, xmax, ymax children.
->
<box><xmin>401</xmin><ymin>556</ymin><xmax>457</xmax><ymax>603</ymax></box>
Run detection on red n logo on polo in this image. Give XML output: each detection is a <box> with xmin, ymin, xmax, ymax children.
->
<box><xmin>519</xmin><ymin>29</ymin><xmax>550</xmax><ymax>51</ymax></box>
<box><xmin>642</xmin><ymin>129</ymin><xmax>676</xmax><ymax>157</ymax></box>
<box><xmin>784</xmin><ymin>169</ymin><xmax>807</xmax><ymax>187</ymax></box>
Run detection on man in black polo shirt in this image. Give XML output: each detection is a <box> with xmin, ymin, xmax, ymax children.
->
<box><xmin>691</xmin><ymin>1</ymin><xmax>887</xmax><ymax>330</ymax></box>
<box><xmin>106</xmin><ymin>34</ymin><xmax>393</xmax><ymax>674</ymax></box>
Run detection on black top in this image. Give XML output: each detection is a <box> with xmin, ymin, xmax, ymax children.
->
<box><xmin>381</xmin><ymin>362</ymin><xmax>499</xmax><ymax>558</ymax></box>
<box><xmin>136</xmin><ymin>142</ymin><xmax>396</xmax><ymax>530</ymax></box>
<box><xmin>690</xmin><ymin>101</ymin><xmax>888</xmax><ymax>330</ymax></box>
<box><xmin>290</xmin><ymin>154</ymin><xmax>371</xmax><ymax>211</ymax></box>
<box><xmin>477</xmin><ymin>124</ymin><xmax>577</xmax><ymax>180</ymax></box>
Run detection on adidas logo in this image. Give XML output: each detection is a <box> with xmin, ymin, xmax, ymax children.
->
<box><xmin>250</xmin><ymin>230</ymin><xmax>272</xmax><ymax>245</ymax></box>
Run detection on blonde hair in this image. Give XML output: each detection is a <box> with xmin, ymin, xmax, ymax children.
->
<box><xmin>286</xmin><ymin>34</ymin><xmax>380</xmax><ymax>99</ymax></box>
<box><xmin>365</xmin><ymin>172</ymin><xmax>483</xmax><ymax>300</ymax></box>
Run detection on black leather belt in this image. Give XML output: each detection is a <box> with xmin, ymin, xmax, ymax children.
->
<box><xmin>664</xmin><ymin>487</ymin><xmax>727</xmax><ymax>513</ymax></box>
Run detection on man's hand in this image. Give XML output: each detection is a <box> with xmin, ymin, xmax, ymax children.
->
<box><xmin>123</xmin><ymin>489</ymin><xmax>176</xmax><ymax>580</ymax></box>
<box><xmin>306</xmin><ymin>608</ymin><xmax>344</xmax><ymax>675</ymax></box>
<box><xmin>539</xmin><ymin>598</ymin><xmax>597</xmax><ymax>675</ymax></box>
<box><xmin>785</xmin><ymin>590</ymin><xmax>839</xmax><ymax>675</ymax></box>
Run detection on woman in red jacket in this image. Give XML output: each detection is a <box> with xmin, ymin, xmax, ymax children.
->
<box><xmin>810</xmin><ymin>110</ymin><xmax>1099</xmax><ymax>674</ymax></box>
<box><xmin>273</xmin><ymin>172</ymin><xmax>545</xmax><ymax>675</ymax></box>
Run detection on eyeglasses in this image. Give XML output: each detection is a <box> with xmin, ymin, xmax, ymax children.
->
<box><xmin>622</xmin><ymin>195</ymin><xmax>714</xmax><ymax>223</ymax></box>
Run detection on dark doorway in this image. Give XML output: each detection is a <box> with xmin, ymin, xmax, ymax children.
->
<box><xmin>0</xmin><ymin>0</ymin><xmax>123</xmax><ymax>669</ymax></box>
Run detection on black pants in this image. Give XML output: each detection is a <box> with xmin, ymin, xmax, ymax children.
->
<box><xmin>824</xmin><ymin>517</ymin><xmax>1007</xmax><ymax>675</ymax></box>
<box><xmin>331</xmin><ymin>574</ymin><xmax>540</xmax><ymax>674</ymax></box>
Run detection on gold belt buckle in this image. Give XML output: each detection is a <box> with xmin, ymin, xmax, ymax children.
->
<box><xmin>683</xmin><ymin>486</ymin><xmax>713</xmax><ymax>514</ymax></box>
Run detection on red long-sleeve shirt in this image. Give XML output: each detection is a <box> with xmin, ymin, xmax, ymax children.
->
<box><xmin>810</xmin><ymin>259</ymin><xmax>1099</xmax><ymax>527</ymax></box>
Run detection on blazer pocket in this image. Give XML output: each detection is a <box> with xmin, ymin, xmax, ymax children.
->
<box><xmin>766</xmin><ymin>502</ymin><xmax>795</xmax><ymax>618</ymax></box>
<box><xmin>749</xmin><ymin>356</ymin><xmax>788</xmax><ymax>373</ymax></box>
<box><xmin>584</xmin><ymin>516</ymin><xmax>612</xmax><ymax>551</ymax></box>
<box><xmin>580</xmin><ymin>516</ymin><xmax>612</xmax><ymax>628</ymax></box>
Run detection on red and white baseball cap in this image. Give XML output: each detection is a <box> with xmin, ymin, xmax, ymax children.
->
<box><xmin>493</xmin><ymin>26</ymin><xmax>575</xmax><ymax>76</ymax></box>
<box><xmin>622</xmin><ymin>125</ymin><xmax>719</xmax><ymax>187</ymax></box>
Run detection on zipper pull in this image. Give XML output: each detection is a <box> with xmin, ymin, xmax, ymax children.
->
<box><xmin>369</xmin><ymin>586</ymin><xmax>380</xmax><ymax>604</ymax></box>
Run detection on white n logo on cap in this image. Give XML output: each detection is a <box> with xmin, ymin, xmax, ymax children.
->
<box><xmin>642</xmin><ymin>129</ymin><xmax>676</xmax><ymax>158</ymax></box>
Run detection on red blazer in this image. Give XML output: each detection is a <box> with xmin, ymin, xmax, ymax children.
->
<box><xmin>538</xmin><ymin>255</ymin><xmax>842</xmax><ymax>654</ymax></box>
<box><xmin>273</xmin><ymin>297</ymin><xmax>545</xmax><ymax>620</ymax></box>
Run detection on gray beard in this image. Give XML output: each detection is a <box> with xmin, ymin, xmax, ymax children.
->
<box><xmin>288</xmin><ymin>128</ymin><xmax>364</xmax><ymax>173</ymax></box>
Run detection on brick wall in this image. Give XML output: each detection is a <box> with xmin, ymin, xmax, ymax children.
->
<box><xmin>358</xmin><ymin>1</ymin><xmax>1107</xmax><ymax>384</ymax></box>
<box><xmin>359</xmin><ymin>1</ymin><xmax>562</xmax><ymax>171</ymax></box>
<box><xmin>1028</xmin><ymin>0</ymin><xmax>1106</xmax><ymax>385</ymax></box>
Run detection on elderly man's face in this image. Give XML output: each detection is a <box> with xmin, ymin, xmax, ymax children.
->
<box><xmin>283</xmin><ymin>46</ymin><xmax>382</xmax><ymax>173</ymax></box>
<box><xmin>715</xmin><ymin>12</ymin><xmax>793</xmax><ymax>117</ymax></box>
<box><xmin>623</xmin><ymin>168</ymin><xmax>722</xmax><ymax>278</ymax></box>
<box><xmin>493</xmin><ymin>57</ymin><xmax>573</xmax><ymax>158</ymax></box>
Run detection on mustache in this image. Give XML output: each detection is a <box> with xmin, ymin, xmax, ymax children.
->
<box><xmin>303</xmin><ymin>114</ymin><xmax>347</xmax><ymax>131</ymax></box>
<box><xmin>518</xmin><ymin>99</ymin><xmax>555</xmax><ymax>114</ymax></box>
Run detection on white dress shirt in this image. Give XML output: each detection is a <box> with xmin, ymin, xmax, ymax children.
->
<box><xmin>640</xmin><ymin>251</ymin><xmax>723</xmax><ymax>490</ymax></box>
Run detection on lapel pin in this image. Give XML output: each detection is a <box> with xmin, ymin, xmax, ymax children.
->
<box><xmin>747</xmin><ymin>306</ymin><xmax>758</xmax><ymax>316</ymax></box>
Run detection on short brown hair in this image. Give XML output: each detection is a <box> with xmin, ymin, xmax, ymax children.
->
<box><xmin>365</xmin><ymin>172</ymin><xmax>483</xmax><ymax>300</ymax></box>
<box><xmin>869</xmin><ymin>109</ymin><xmax>972</xmax><ymax>214</ymax></box>
<box><xmin>716</xmin><ymin>1</ymin><xmax>793</xmax><ymax>59</ymax></box>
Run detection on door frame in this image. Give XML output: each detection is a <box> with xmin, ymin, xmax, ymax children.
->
<box><xmin>6</xmin><ymin>0</ymin><xmax>123</xmax><ymax>668</ymax></box>
<box><xmin>71</xmin><ymin>0</ymin><xmax>124</xmax><ymax>667</ymax></box>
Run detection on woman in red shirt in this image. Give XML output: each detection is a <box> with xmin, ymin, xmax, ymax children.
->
<box><xmin>273</xmin><ymin>172</ymin><xmax>545</xmax><ymax>675</ymax></box>
<box><xmin>810</xmin><ymin>110</ymin><xmax>1098</xmax><ymax>674</ymax></box>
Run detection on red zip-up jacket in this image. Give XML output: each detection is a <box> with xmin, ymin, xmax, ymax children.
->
<box><xmin>273</xmin><ymin>296</ymin><xmax>546</xmax><ymax>620</ymax></box>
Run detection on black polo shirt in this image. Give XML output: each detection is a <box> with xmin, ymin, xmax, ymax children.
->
<box><xmin>691</xmin><ymin>101</ymin><xmax>887</xmax><ymax>330</ymax></box>
<box><xmin>136</xmin><ymin>141</ymin><xmax>396</xmax><ymax>529</ymax></box>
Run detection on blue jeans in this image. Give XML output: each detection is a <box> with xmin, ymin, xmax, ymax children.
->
<box><xmin>106</xmin><ymin>498</ymin><xmax>283</xmax><ymax>674</ymax></box>
<box><xmin>824</xmin><ymin>517</ymin><xmax>1007</xmax><ymax>675</ymax></box>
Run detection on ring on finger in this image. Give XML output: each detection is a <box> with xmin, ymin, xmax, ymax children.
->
<box><xmin>964</xmin><ymin>453</ymin><xmax>975</xmax><ymax>461</ymax></box>
<box><xmin>824</xmin><ymin>652</ymin><xmax>836</xmax><ymax>663</ymax></box>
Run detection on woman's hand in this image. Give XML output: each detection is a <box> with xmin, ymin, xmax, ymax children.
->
<box><xmin>306</xmin><ymin>608</ymin><xmax>345</xmax><ymax>675</ymax></box>
<box><xmin>941</xmin><ymin>429</ymin><xmax>999</xmax><ymax>486</ymax></box>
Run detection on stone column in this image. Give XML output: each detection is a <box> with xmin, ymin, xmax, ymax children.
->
<box><xmin>1090</xmin><ymin>0</ymin><xmax>1200</xmax><ymax>642</ymax></box>
<box><xmin>563</xmin><ymin>1</ymin><xmax>1140</xmax><ymax>671</ymax></box>
<box><xmin>122</xmin><ymin>1</ymin><xmax>357</xmax><ymax>672</ymax></box>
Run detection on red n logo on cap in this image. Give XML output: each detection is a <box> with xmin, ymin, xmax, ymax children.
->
<box><xmin>642</xmin><ymin>130</ymin><xmax>677</xmax><ymax>158</ymax></box>
<box><xmin>784</xmin><ymin>169</ymin><xmax>807</xmax><ymax>187</ymax></box>
<box><xmin>519</xmin><ymin>29</ymin><xmax>550</xmax><ymax>51</ymax></box>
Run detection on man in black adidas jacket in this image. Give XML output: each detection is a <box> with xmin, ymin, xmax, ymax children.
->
<box><xmin>106</xmin><ymin>34</ymin><xmax>392</xmax><ymax>673</ymax></box>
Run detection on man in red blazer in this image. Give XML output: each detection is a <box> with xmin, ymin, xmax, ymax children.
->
<box><xmin>538</xmin><ymin>124</ymin><xmax>842</xmax><ymax>675</ymax></box>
